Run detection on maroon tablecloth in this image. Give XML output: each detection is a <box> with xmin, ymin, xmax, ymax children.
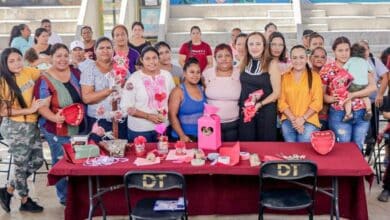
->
<box><xmin>48</xmin><ymin>142</ymin><xmax>373</xmax><ymax>220</ymax></box>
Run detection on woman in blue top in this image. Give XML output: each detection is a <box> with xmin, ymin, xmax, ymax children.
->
<box><xmin>169</xmin><ymin>58</ymin><xmax>206</xmax><ymax>142</ymax></box>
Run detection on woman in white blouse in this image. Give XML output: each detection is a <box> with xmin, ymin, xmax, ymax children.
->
<box><xmin>121</xmin><ymin>46</ymin><xmax>175</xmax><ymax>142</ymax></box>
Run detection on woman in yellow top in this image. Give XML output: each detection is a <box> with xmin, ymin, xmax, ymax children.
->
<box><xmin>278</xmin><ymin>45</ymin><xmax>323</xmax><ymax>142</ymax></box>
<box><xmin>0</xmin><ymin>48</ymin><xmax>45</xmax><ymax>212</ymax></box>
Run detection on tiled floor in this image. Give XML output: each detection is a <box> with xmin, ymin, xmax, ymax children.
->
<box><xmin>0</xmin><ymin>143</ymin><xmax>389</xmax><ymax>220</ymax></box>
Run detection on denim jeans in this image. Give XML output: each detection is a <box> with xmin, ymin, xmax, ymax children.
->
<box><xmin>281</xmin><ymin>120</ymin><xmax>319</xmax><ymax>142</ymax></box>
<box><xmin>40</xmin><ymin>127</ymin><xmax>69</xmax><ymax>204</ymax></box>
<box><xmin>328</xmin><ymin>107</ymin><xmax>370</xmax><ymax>150</ymax></box>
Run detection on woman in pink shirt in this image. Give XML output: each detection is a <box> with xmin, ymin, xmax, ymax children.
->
<box><xmin>203</xmin><ymin>44</ymin><xmax>241</xmax><ymax>141</ymax></box>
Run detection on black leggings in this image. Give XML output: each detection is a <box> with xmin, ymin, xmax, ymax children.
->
<box><xmin>221</xmin><ymin>120</ymin><xmax>239</xmax><ymax>142</ymax></box>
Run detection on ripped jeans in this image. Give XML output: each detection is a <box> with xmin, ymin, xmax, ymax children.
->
<box><xmin>328</xmin><ymin>107</ymin><xmax>370</xmax><ymax>150</ymax></box>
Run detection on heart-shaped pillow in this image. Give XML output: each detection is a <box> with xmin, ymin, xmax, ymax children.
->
<box><xmin>61</xmin><ymin>103</ymin><xmax>84</xmax><ymax>126</ymax></box>
<box><xmin>310</xmin><ymin>130</ymin><xmax>335</xmax><ymax>155</ymax></box>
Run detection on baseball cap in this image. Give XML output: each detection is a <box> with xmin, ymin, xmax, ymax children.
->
<box><xmin>303</xmin><ymin>29</ymin><xmax>314</xmax><ymax>37</ymax></box>
<box><xmin>70</xmin><ymin>40</ymin><xmax>85</xmax><ymax>50</ymax></box>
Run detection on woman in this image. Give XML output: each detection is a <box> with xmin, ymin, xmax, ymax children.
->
<box><xmin>121</xmin><ymin>46</ymin><xmax>175</xmax><ymax>142</ymax></box>
<box><xmin>154</xmin><ymin>41</ymin><xmax>183</xmax><ymax>86</ymax></box>
<box><xmin>80</xmin><ymin>37</ymin><xmax>128</xmax><ymax>141</ymax></box>
<box><xmin>34</xmin><ymin>44</ymin><xmax>83</xmax><ymax>205</ymax></box>
<box><xmin>179</xmin><ymin>26</ymin><xmax>213</xmax><ymax>73</ymax></box>
<box><xmin>129</xmin><ymin>21</ymin><xmax>151</xmax><ymax>54</ymax></box>
<box><xmin>203</xmin><ymin>43</ymin><xmax>241</xmax><ymax>141</ymax></box>
<box><xmin>320</xmin><ymin>36</ymin><xmax>376</xmax><ymax>150</ymax></box>
<box><xmin>0</xmin><ymin>48</ymin><xmax>44</xmax><ymax>213</ymax></box>
<box><xmin>234</xmin><ymin>33</ymin><xmax>247</xmax><ymax>67</ymax></box>
<box><xmin>238</xmin><ymin>32</ymin><xmax>280</xmax><ymax>141</ymax></box>
<box><xmin>10</xmin><ymin>24</ymin><xmax>33</xmax><ymax>55</ymax></box>
<box><xmin>278</xmin><ymin>45</ymin><xmax>323</xmax><ymax>142</ymax></box>
<box><xmin>80</xmin><ymin>25</ymin><xmax>96</xmax><ymax>60</ymax></box>
<box><xmin>264</xmin><ymin>22</ymin><xmax>277</xmax><ymax>41</ymax></box>
<box><xmin>24</xmin><ymin>28</ymin><xmax>51</xmax><ymax>69</ymax></box>
<box><xmin>112</xmin><ymin>24</ymin><xmax>140</xmax><ymax>74</ymax></box>
<box><xmin>169</xmin><ymin>58</ymin><xmax>206</xmax><ymax>142</ymax></box>
<box><xmin>310</xmin><ymin>47</ymin><xmax>329</xmax><ymax>130</ymax></box>
<box><xmin>268</xmin><ymin>32</ymin><xmax>289</xmax><ymax>73</ymax></box>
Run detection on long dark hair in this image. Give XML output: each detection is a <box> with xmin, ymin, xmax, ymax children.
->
<box><xmin>8</xmin><ymin>24</ymin><xmax>24</xmax><ymax>46</ymax></box>
<box><xmin>268</xmin><ymin>31</ymin><xmax>287</xmax><ymax>62</ymax></box>
<box><xmin>34</xmin><ymin>27</ymin><xmax>48</xmax><ymax>44</ymax></box>
<box><xmin>188</xmin><ymin>26</ymin><xmax>201</xmax><ymax>55</ymax></box>
<box><xmin>290</xmin><ymin>45</ymin><xmax>313</xmax><ymax>90</ymax></box>
<box><xmin>0</xmin><ymin>48</ymin><xmax>28</xmax><ymax>116</ymax></box>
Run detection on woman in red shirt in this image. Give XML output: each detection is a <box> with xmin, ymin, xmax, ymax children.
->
<box><xmin>178</xmin><ymin>26</ymin><xmax>213</xmax><ymax>73</ymax></box>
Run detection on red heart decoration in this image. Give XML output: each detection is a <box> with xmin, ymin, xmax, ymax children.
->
<box><xmin>155</xmin><ymin>92</ymin><xmax>167</xmax><ymax>102</ymax></box>
<box><xmin>310</xmin><ymin>130</ymin><xmax>335</xmax><ymax>155</ymax></box>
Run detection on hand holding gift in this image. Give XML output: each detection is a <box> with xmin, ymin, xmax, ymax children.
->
<box><xmin>243</xmin><ymin>89</ymin><xmax>264</xmax><ymax>123</ymax></box>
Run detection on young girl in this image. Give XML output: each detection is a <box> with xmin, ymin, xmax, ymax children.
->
<box><xmin>0</xmin><ymin>48</ymin><xmax>44</xmax><ymax>213</ymax></box>
<box><xmin>169</xmin><ymin>58</ymin><xmax>206</xmax><ymax>142</ymax></box>
<box><xmin>343</xmin><ymin>43</ymin><xmax>373</xmax><ymax>122</ymax></box>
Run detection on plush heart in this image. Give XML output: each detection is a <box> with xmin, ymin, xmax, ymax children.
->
<box><xmin>61</xmin><ymin>103</ymin><xmax>84</xmax><ymax>126</ymax></box>
<box><xmin>310</xmin><ymin>130</ymin><xmax>335</xmax><ymax>155</ymax></box>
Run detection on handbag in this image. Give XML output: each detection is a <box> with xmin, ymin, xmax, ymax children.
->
<box><xmin>310</xmin><ymin>130</ymin><xmax>335</xmax><ymax>155</ymax></box>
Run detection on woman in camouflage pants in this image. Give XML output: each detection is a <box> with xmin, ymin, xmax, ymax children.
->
<box><xmin>0</xmin><ymin>48</ymin><xmax>44</xmax><ymax>213</ymax></box>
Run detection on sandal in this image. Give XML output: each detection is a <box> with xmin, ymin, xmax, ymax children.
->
<box><xmin>342</xmin><ymin>113</ymin><xmax>353</xmax><ymax>122</ymax></box>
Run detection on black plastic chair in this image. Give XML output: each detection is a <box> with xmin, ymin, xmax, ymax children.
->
<box><xmin>259</xmin><ymin>160</ymin><xmax>318</xmax><ymax>220</ymax></box>
<box><xmin>124</xmin><ymin>171</ymin><xmax>188</xmax><ymax>220</ymax></box>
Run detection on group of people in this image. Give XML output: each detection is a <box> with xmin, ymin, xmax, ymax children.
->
<box><xmin>1</xmin><ymin>19</ymin><xmax>390</xmax><ymax>214</ymax></box>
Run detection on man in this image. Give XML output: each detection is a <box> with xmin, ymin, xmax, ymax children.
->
<box><xmin>302</xmin><ymin>29</ymin><xmax>314</xmax><ymax>51</ymax></box>
<box><xmin>308</xmin><ymin>32</ymin><xmax>334</xmax><ymax>64</ymax></box>
<box><xmin>69</xmin><ymin>40</ymin><xmax>88</xmax><ymax>80</ymax></box>
<box><xmin>41</xmin><ymin>19</ymin><xmax>62</xmax><ymax>45</ymax></box>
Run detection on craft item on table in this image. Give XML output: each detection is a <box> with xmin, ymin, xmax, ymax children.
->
<box><xmin>70</xmin><ymin>135</ymin><xmax>89</xmax><ymax>146</ymax></box>
<box><xmin>207</xmin><ymin>152</ymin><xmax>219</xmax><ymax>161</ymax></box>
<box><xmin>243</xmin><ymin>89</ymin><xmax>264</xmax><ymax>123</ymax></box>
<box><xmin>103</xmin><ymin>139</ymin><xmax>128</xmax><ymax>157</ymax></box>
<box><xmin>198</xmin><ymin>104</ymin><xmax>221</xmax><ymax>151</ymax></box>
<box><xmin>134</xmin><ymin>157</ymin><xmax>161</xmax><ymax>166</ymax></box>
<box><xmin>166</xmin><ymin>149</ymin><xmax>194</xmax><ymax>161</ymax></box>
<box><xmin>240</xmin><ymin>152</ymin><xmax>250</xmax><ymax>160</ymax></box>
<box><xmin>146</xmin><ymin>151</ymin><xmax>158</xmax><ymax>161</ymax></box>
<box><xmin>175</xmin><ymin>141</ymin><xmax>186</xmax><ymax>156</ymax></box>
<box><xmin>134</xmin><ymin>136</ymin><xmax>147</xmax><ymax>157</ymax></box>
<box><xmin>262</xmin><ymin>155</ymin><xmax>283</xmax><ymax>162</ymax></box>
<box><xmin>311</xmin><ymin>130</ymin><xmax>336</xmax><ymax>155</ymax></box>
<box><xmin>194</xmin><ymin>149</ymin><xmax>206</xmax><ymax>160</ymax></box>
<box><xmin>218</xmin><ymin>142</ymin><xmax>240</xmax><ymax>166</ymax></box>
<box><xmin>217</xmin><ymin>156</ymin><xmax>230</xmax><ymax>165</ymax></box>
<box><xmin>277</xmin><ymin>153</ymin><xmax>306</xmax><ymax>160</ymax></box>
<box><xmin>155</xmin><ymin>123</ymin><xmax>169</xmax><ymax>154</ymax></box>
<box><xmin>249</xmin><ymin>153</ymin><xmax>261</xmax><ymax>167</ymax></box>
<box><xmin>191</xmin><ymin>158</ymin><xmax>205</xmax><ymax>166</ymax></box>
<box><xmin>73</xmin><ymin>145</ymin><xmax>100</xmax><ymax>159</ymax></box>
<box><xmin>84</xmin><ymin>155</ymin><xmax>128</xmax><ymax>167</ymax></box>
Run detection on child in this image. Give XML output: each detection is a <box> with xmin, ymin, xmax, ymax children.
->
<box><xmin>343</xmin><ymin>43</ymin><xmax>373</xmax><ymax>122</ymax></box>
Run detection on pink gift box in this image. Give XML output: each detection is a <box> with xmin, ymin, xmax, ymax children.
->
<box><xmin>198</xmin><ymin>104</ymin><xmax>221</xmax><ymax>151</ymax></box>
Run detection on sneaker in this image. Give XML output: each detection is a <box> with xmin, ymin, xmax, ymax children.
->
<box><xmin>378</xmin><ymin>189</ymin><xmax>389</xmax><ymax>202</ymax></box>
<box><xmin>0</xmin><ymin>187</ymin><xmax>12</xmax><ymax>213</ymax></box>
<box><xmin>19</xmin><ymin>197</ymin><xmax>44</xmax><ymax>213</ymax></box>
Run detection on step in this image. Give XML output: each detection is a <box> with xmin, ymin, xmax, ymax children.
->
<box><xmin>308</xmin><ymin>3</ymin><xmax>390</xmax><ymax>16</ymax></box>
<box><xmin>302</xmin><ymin>9</ymin><xmax>327</xmax><ymax>17</ymax></box>
<box><xmin>305</xmin><ymin>16</ymin><xmax>390</xmax><ymax>30</ymax></box>
<box><xmin>267</xmin><ymin>10</ymin><xmax>294</xmax><ymax>17</ymax></box>
<box><xmin>302</xmin><ymin>23</ymin><xmax>329</xmax><ymax>32</ymax></box>
<box><xmin>168</xmin><ymin>17</ymin><xmax>296</xmax><ymax>32</ymax></box>
<box><xmin>0</xmin><ymin>19</ymin><xmax>78</xmax><ymax>34</ymax></box>
<box><xmin>0</xmin><ymin>6</ymin><xmax>80</xmax><ymax>20</ymax></box>
<box><xmin>170</xmin><ymin>4</ymin><xmax>293</xmax><ymax>18</ymax></box>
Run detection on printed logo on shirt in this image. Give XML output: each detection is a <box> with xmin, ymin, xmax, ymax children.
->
<box><xmin>126</xmin><ymin>82</ymin><xmax>134</xmax><ymax>90</ymax></box>
<box><xmin>191</xmin><ymin>49</ymin><xmax>206</xmax><ymax>55</ymax></box>
<box><xmin>19</xmin><ymin>79</ymin><xmax>35</xmax><ymax>94</ymax></box>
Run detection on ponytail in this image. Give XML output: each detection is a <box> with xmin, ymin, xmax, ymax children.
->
<box><xmin>306</xmin><ymin>63</ymin><xmax>313</xmax><ymax>91</ymax></box>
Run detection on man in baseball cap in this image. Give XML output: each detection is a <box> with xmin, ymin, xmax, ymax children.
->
<box><xmin>69</xmin><ymin>40</ymin><xmax>86</xmax><ymax>68</ymax></box>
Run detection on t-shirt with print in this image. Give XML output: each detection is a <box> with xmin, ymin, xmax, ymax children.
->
<box><xmin>179</xmin><ymin>41</ymin><xmax>212</xmax><ymax>73</ymax></box>
<box><xmin>80</xmin><ymin>61</ymin><xmax>129</xmax><ymax>119</ymax></box>
<box><xmin>368</xmin><ymin>56</ymin><xmax>389</xmax><ymax>101</ymax></box>
<box><xmin>120</xmin><ymin>69</ymin><xmax>175</xmax><ymax>132</ymax></box>
<box><xmin>320</xmin><ymin>62</ymin><xmax>365</xmax><ymax>111</ymax></box>
<box><xmin>0</xmin><ymin>67</ymin><xmax>40</xmax><ymax>122</ymax></box>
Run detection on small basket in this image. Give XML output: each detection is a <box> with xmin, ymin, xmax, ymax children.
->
<box><xmin>103</xmin><ymin>139</ymin><xmax>128</xmax><ymax>157</ymax></box>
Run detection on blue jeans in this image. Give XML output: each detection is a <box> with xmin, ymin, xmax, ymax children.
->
<box><xmin>40</xmin><ymin>127</ymin><xmax>69</xmax><ymax>204</ymax></box>
<box><xmin>281</xmin><ymin>120</ymin><xmax>319</xmax><ymax>142</ymax></box>
<box><xmin>328</xmin><ymin>107</ymin><xmax>370</xmax><ymax>150</ymax></box>
<box><xmin>128</xmin><ymin>129</ymin><xmax>158</xmax><ymax>143</ymax></box>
